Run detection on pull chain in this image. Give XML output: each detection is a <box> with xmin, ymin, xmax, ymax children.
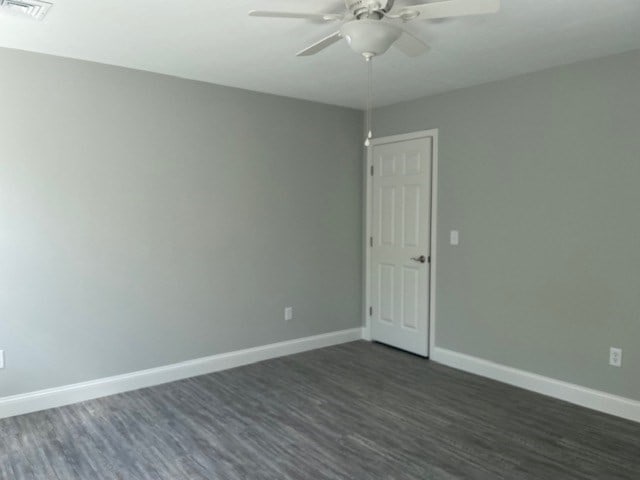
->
<box><xmin>364</xmin><ymin>54</ymin><xmax>373</xmax><ymax>147</ymax></box>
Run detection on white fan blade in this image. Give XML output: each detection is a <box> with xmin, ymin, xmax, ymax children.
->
<box><xmin>249</xmin><ymin>10</ymin><xmax>342</xmax><ymax>21</ymax></box>
<box><xmin>296</xmin><ymin>32</ymin><xmax>342</xmax><ymax>56</ymax></box>
<box><xmin>397</xmin><ymin>0</ymin><xmax>500</xmax><ymax>21</ymax></box>
<box><xmin>393</xmin><ymin>30</ymin><xmax>430</xmax><ymax>57</ymax></box>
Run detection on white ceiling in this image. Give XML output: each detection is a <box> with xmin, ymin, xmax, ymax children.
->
<box><xmin>0</xmin><ymin>0</ymin><xmax>639</xmax><ymax>109</ymax></box>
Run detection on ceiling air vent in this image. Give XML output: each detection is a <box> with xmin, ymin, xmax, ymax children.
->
<box><xmin>0</xmin><ymin>0</ymin><xmax>52</xmax><ymax>20</ymax></box>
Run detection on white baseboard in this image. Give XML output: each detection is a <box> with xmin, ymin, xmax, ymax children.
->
<box><xmin>361</xmin><ymin>323</ymin><xmax>371</xmax><ymax>341</ymax></box>
<box><xmin>431</xmin><ymin>346</ymin><xmax>640</xmax><ymax>424</ymax></box>
<box><xmin>0</xmin><ymin>328</ymin><xmax>363</xmax><ymax>420</ymax></box>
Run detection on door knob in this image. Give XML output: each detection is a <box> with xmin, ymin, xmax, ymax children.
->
<box><xmin>411</xmin><ymin>255</ymin><xmax>427</xmax><ymax>264</ymax></box>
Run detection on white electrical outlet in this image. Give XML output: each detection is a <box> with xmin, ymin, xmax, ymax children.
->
<box><xmin>284</xmin><ymin>307</ymin><xmax>293</xmax><ymax>321</ymax></box>
<box><xmin>450</xmin><ymin>230</ymin><xmax>459</xmax><ymax>246</ymax></box>
<box><xmin>609</xmin><ymin>347</ymin><xmax>622</xmax><ymax>367</ymax></box>
<box><xmin>0</xmin><ymin>350</ymin><xmax>4</xmax><ymax>369</ymax></box>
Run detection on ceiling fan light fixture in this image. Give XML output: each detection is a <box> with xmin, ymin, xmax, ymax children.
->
<box><xmin>340</xmin><ymin>19</ymin><xmax>401</xmax><ymax>57</ymax></box>
<box><xmin>0</xmin><ymin>0</ymin><xmax>52</xmax><ymax>20</ymax></box>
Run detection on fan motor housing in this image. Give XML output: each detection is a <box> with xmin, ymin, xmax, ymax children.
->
<box><xmin>345</xmin><ymin>0</ymin><xmax>394</xmax><ymax>19</ymax></box>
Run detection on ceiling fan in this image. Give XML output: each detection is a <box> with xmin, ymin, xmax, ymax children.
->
<box><xmin>249</xmin><ymin>0</ymin><xmax>501</xmax><ymax>59</ymax></box>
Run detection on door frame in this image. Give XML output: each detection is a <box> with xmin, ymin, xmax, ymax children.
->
<box><xmin>363</xmin><ymin>129</ymin><xmax>439</xmax><ymax>357</ymax></box>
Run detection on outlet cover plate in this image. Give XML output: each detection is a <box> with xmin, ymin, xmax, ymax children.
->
<box><xmin>450</xmin><ymin>230</ymin><xmax>459</xmax><ymax>246</ymax></box>
<box><xmin>609</xmin><ymin>347</ymin><xmax>622</xmax><ymax>367</ymax></box>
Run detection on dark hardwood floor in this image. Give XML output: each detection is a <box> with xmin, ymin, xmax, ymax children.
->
<box><xmin>1</xmin><ymin>341</ymin><xmax>639</xmax><ymax>479</ymax></box>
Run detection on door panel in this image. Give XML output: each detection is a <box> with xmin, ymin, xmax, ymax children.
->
<box><xmin>370</xmin><ymin>136</ymin><xmax>432</xmax><ymax>356</ymax></box>
<box><xmin>380</xmin><ymin>185</ymin><xmax>396</xmax><ymax>245</ymax></box>
<box><xmin>402</xmin><ymin>266</ymin><xmax>420</xmax><ymax>330</ymax></box>
<box><xmin>402</xmin><ymin>185</ymin><xmax>420</xmax><ymax>247</ymax></box>
<box><xmin>379</xmin><ymin>263</ymin><xmax>395</xmax><ymax>323</ymax></box>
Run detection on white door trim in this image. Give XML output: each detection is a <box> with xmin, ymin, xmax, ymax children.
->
<box><xmin>363</xmin><ymin>129</ymin><xmax>439</xmax><ymax>356</ymax></box>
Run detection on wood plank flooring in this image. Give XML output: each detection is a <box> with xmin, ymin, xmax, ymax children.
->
<box><xmin>1</xmin><ymin>341</ymin><xmax>639</xmax><ymax>479</ymax></box>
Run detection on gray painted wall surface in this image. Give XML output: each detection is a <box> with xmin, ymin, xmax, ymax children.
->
<box><xmin>374</xmin><ymin>49</ymin><xmax>640</xmax><ymax>401</ymax></box>
<box><xmin>0</xmin><ymin>48</ymin><xmax>363</xmax><ymax>397</ymax></box>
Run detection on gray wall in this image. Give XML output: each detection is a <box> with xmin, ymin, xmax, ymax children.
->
<box><xmin>0</xmin><ymin>48</ymin><xmax>363</xmax><ymax>397</ymax></box>
<box><xmin>374</xmin><ymin>49</ymin><xmax>640</xmax><ymax>401</ymax></box>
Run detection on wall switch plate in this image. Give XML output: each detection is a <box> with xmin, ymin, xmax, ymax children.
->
<box><xmin>284</xmin><ymin>307</ymin><xmax>293</xmax><ymax>321</ymax></box>
<box><xmin>609</xmin><ymin>347</ymin><xmax>622</xmax><ymax>367</ymax></box>
<box><xmin>450</xmin><ymin>230</ymin><xmax>459</xmax><ymax>246</ymax></box>
<box><xmin>0</xmin><ymin>350</ymin><xmax>4</xmax><ymax>369</ymax></box>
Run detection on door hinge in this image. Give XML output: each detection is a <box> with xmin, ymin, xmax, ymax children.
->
<box><xmin>428</xmin><ymin>255</ymin><xmax>431</xmax><ymax>263</ymax></box>
<box><xmin>369</xmin><ymin>306</ymin><xmax>373</xmax><ymax>316</ymax></box>
<box><xmin>369</xmin><ymin>236</ymin><xmax>373</xmax><ymax>247</ymax></box>
<box><xmin>370</xmin><ymin>165</ymin><xmax>374</xmax><ymax>176</ymax></box>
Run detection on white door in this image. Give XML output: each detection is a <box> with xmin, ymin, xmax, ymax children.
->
<box><xmin>370</xmin><ymin>136</ymin><xmax>432</xmax><ymax>356</ymax></box>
